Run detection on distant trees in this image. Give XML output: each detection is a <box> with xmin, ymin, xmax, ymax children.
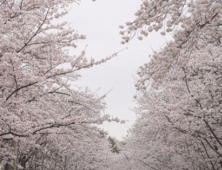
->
<box><xmin>108</xmin><ymin>136</ymin><xmax>121</xmax><ymax>154</ymax></box>
<box><xmin>0</xmin><ymin>0</ymin><xmax>117</xmax><ymax>169</ymax></box>
<box><xmin>114</xmin><ymin>0</ymin><xmax>222</xmax><ymax>170</ymax></box>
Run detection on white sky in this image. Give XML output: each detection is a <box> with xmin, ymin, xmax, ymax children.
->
<box><xmin>64</xmin><ymin>0</ymin><xmax>170</xmax><ymax>140</ymax></box>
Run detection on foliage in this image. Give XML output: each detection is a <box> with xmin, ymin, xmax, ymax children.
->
<box><xmin>108</xmin><ymin>136</ymin><xmax>120</xmax><ymax>154</ymax></box>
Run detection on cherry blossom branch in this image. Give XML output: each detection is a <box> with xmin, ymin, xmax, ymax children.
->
<box><xmin>6</xmin><ymin>81</ymin><xmax>38</xmax><ymax>101</ymax></box>
<box><xmin>0</xmin><ymin>131</ymin><xmax>28</xmax><ymax>137</ymax></box>
<box><xmin>203</xmin><ymin>119</ymin><xmax>222</xmax><ymax>147</ymax></box>
<box><xmin>0</xmin><ymin>0</ymin><xmax>7</xmax><ymax>7</ymax></box>
<box><xmin>203</xmin><ymin>137</ymin><xmax>222</xmax><ymax>158</ymax></box>
<box><xmin>182</xmin><ymin>67</ymin><xmax>191</xmax><ymax>93</ymax></box>
<box><xmin>16</xmin><ymin>7</ymin><xmax>50</xmax><ymax>53</ymax></box>
<box><xmin>32</xmin><ymin>121</ymin><xmax>84</xmax><ymax>135</ymax></box>
<box><xmin>135</xmin><ymin>158</ymin><xmax>159</xmax><ymax>170</ymax></box>
<box><xmin>200</xmin><ymin>141</ymin><xmax>216</xmax><ymax>170</ymax></box>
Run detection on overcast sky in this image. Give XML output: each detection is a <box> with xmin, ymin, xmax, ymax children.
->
<box><xmin>64</xmin><ymin>0</ymin><xmax>170</xmax><ymax>140</ymax></box>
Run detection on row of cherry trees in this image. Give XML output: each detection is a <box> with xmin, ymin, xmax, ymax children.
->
<box><xmin>112</xmin><ymin>0</ymin><xmax>222</xmax><ymax>170</ymax></box>
<box><xmin>2</xmin><ymin>0</ymin><xmax>222</xmax><ymax>169</ymax></box>
<box><xmin>0</xmin><ymin>0</ymin><xmax>118</xmax><ymax>170</ymax></box>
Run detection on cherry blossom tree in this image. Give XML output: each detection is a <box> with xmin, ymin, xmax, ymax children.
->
<box><xmin>114</xmin><ymin>0</ymin><xmax>222</xmax><ymax>170</ymax></box>
<box><xmin>0</xmin><ymin>0</ymin><xmax>119</xmax><ymax>169</ymax></box>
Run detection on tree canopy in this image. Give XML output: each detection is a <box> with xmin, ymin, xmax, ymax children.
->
<box><xmin>113</xmin><ymin>0</ymin><xmax>222</xmax><ymax>170</ymax></box>
<box><xmin>1</xmin><ymin>0</ymin><xmax>222</xmax><ymax>170</ymax></box>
